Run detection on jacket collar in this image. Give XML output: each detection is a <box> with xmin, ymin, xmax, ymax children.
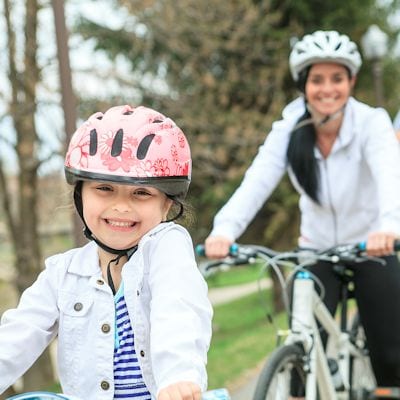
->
<box><xmin>67</xmin><ymin>241</ymin><xmax>101</xmax><ymax>277</ymax></box>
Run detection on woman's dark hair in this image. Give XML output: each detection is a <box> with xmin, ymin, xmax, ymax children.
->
<box><xmin>286</xmin><ymin>108</ymin><xmax>320</xmax><ymax>203</ymax></box>
<box><xmin>296</xmin><ymin>67</ymin><xmax>311</xmax><ymax>93</ymax></box>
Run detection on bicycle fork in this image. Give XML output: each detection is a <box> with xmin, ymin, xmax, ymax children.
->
<box><xmin>290</xmin><ymin>271</ymin><xmax>339</xmax><ymax>400</ymax></box>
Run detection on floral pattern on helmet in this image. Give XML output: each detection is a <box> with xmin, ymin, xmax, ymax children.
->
<box><xmin>65</xmin><ymin>105</ymin><xmax>191</xmax><ymax>197</ymax></box>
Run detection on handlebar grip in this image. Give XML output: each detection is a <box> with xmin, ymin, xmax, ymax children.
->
<box><xmin>195</xmin><ymin>244</ymin><xmax>206</xmax><ymax>256</ymax></box>
<box><xmin>195</xmin><ymin>243</ymin><xmax>239</xmax><ymax>257</ymax></box>
<box><xmin>357</xmin><ymin>239</ymin><xmax>400</xmax><ymax>252</ymax></box>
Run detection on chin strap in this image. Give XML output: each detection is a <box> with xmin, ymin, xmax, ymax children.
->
<box><xmin>308</xmin><ymin>103</ymin><xmax>346</xmax><ymax>127</ymax></box>
<box><xmin>292</xmin><ymin>103</ymin><xmax>346</xmax><ymax>132</ymax></box>
<box><xmin>105</xmin><ymin>245</ymin><xmax>138</xmax><ymax>296</ymax></box>
<box><xmin>83</xmin><ymin>227</ymin><xmax>139</xmax><ymax>295</ymax></box>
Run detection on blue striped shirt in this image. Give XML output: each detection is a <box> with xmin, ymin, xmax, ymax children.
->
<box><xmin>114</xmin><ymin>283</ymin><xmax>151</xmax><ymax>399</ymax></box>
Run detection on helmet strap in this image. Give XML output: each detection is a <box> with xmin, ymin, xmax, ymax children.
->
<box><xmin>164</xmin><ymin>198</ymin><xmax>184</xmax><ymax>222</ymax></box>
<box><xmin>306</xmin><ymin>103</ymin><xmax>346</xmax><ymax>127</ymax></box>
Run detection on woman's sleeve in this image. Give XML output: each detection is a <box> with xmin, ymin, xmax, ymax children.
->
<box><xmin>210</xmin><ymin>98</ymin><xmax>304</xmax><ymax>240</ymax></box>
<box><xmin>0</xmin><ymin>261</ymin><xmax>60</xmax><ymax>393</ymax></box>
<box><xmin>362</xmin><ymin>107</ymin><xmax>400</xmax><ymax>234</ymax></box>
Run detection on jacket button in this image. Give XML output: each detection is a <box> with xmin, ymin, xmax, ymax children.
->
<box><xmin>96</xmin><ymin>279</ymin><xmax>104</xmax><ymax>285</ymax></box>
<box><xmin>140</xmin><ymin>350</ymin><xmax>145</xmax><ymax>357</ymax></box>
<box><xmin>73</xmin><ymin>302</ymin><xmax>83</xmax><ymax>312</ymax></box>
<box><xmin>101</xmin><ymin>323</ymin><xmax>111</xmax><ymax>333</ymax></box>
<box><xmin>100</xmin><ymin>380</ymin><xmax>110</xmax><ymax>390</ymax></box>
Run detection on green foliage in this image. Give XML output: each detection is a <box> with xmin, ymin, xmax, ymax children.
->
<box><xmin>74</xmin><ymin>0</ymin><xmax>400</xmax><ymax>248</ymax></box>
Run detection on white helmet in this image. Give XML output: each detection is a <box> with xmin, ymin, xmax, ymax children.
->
<box><xmin>289</xmin><ymin>30</ymin><xmax>362</xmax><ymax>81</ymax></box>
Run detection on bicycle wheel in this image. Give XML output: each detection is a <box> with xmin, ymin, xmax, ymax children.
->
<box><xmin>252</xmin><ymin>343</ymin><xmax>308</xmax><ymax>400</ymax></box>
<box><xmin>349</xmin><ymin>313</ymin><xmax>376</xmax><ymax>399</ymax></box>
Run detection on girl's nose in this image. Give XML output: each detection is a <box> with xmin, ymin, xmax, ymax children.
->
<box><xmin>112</xmin><ymin>197</ymin><xmax>132</xmax><ymax>213</ymax></box>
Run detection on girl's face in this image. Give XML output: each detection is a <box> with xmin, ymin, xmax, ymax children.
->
<box><xmin>81</xmin><ymin>181</ymin><xmax>172</xmax><ymax>251</ymax></box>
<box><xmin>305</xmin><ymin>62</ymin><xmax>355</xmax><ymax>118</ymax></box>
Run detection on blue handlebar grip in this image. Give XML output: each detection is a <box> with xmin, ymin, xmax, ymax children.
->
<box><xmin>358</xmin><ymin>241</ymin><xmax>367</xmax><ymax>251</ymax></box>
<box><xmin>358</xmin><ymin>240</ymin><xmax>400</xmax><ymax>252</ymax></box>
<box><xmin>195</xmin><ymin>244</ymin><xmax>206</xmax><ymax>256</ymax></box>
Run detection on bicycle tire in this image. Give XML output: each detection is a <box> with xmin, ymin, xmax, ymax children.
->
<box><xmin>252</xmin><ymin>343</ymin><xmax>308</xmax><ymax>400</ymax></box>
<box><xmin>349</xmin><ymin>313</ymin><xmax>376</xmax><ymax>400</ymax></box>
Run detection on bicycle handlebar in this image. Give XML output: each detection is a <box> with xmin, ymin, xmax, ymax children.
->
<box><xmin>196</xmin><ymin>240</ymin><xmax>400</xmax><ymax>274</ymax></box>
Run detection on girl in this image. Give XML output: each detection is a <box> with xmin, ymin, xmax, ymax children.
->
<box><xmin>0</xmin><ymin>105</ymin><xmax>213</xmax><ymax>400</ymax></box>
<box><xmin>205</xmin><ymin>30</ymin><xmax>400</xmax><ymax>398</ymax></box>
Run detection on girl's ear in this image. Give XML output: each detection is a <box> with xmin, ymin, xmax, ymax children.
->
<box><xmin>163</xmin><ymin>197</ymin><xmax>174</xmax><ymax>220</ymax></box>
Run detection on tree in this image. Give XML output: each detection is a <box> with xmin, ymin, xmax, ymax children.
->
<box><xmin>76</xmin><ymin>0</ymin><xmax>400</xmax><ymax>248</ymax></box>
<box><xmin>0</xmin><ymin>0</ymin><xmax>54</xmax><ymax>395</ymax></box>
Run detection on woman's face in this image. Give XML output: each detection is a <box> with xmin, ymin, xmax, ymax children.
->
<box><xmin>305</xmin><ymin>63</ymin><xmax>355</xmax><ymax>118</ymax></box>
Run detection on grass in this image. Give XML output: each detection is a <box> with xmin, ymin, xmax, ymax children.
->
<box><xmin>206</xmin><ymin>287</ymin><xmax>288</xmax><ymax>390</ymax></box>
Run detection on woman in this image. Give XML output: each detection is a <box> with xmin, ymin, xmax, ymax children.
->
<box><xmin>205</xmin><ymin>30</ymin><xmax>400</xmax><ymax>396</ymax></box>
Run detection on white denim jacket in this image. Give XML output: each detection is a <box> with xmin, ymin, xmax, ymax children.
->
<box><xmin>0</xmin><ymin>222</ymin><xmax>213</xmax><ymax>399</ymax></box>
<box><xmin>211</xmin><ymin>96</ymin><xmax>400</xmax><ymax>249</ymax></box>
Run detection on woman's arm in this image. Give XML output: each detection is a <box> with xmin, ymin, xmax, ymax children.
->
<box><xmin>210</xmin><ymin>98</ymin><xmax>305</xmax><ymax>242</ymax></box>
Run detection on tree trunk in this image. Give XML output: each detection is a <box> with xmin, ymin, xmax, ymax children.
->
<box><xmin>1</xmin><ymin>0</ymin><xmax>55</xmax><ymax>391</ymax></box>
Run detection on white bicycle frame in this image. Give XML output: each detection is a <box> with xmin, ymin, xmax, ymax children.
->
<box><xmin>285</xmin><ymin>272</ymin><xmax>375</xmax><ymax>400</ymax></box>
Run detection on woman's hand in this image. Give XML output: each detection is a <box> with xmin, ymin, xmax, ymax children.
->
<box><xmin>157</xmin><ymin>381</ymin><xmax>201</xmax><ymax>400</ymax></box>
<box><xmin>204</xmin><ymin>235</ymin><xmax>233</xmax><ymax>259</ymax></box>
<box><xmin>366</xmin><ymin>231</ymin><xmax>397</xmax><ymax>256</ymax></box>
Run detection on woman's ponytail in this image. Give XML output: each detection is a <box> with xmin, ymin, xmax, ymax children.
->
<box><xmin>286</xmin><ymin>109</ymin><xmax>320</xmax><ymax>203</ymax></box>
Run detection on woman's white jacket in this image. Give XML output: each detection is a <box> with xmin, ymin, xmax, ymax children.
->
<box><xmin>211</xmin><ymin>96</ymin><xmax>400</xmax><ymax>249</ymax></box>
<box><xmin>0</xmin><ymin>223</ymin><xmax>213</xmax><ymax>399</ymax></box>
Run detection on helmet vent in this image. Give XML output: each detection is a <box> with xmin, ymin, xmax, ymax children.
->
<box><xmin>89</xmin><ymin>129</ymin><xmax>98</xmax><ymax>155</ymax></box>
<box><xmin>111</xmin><ymin>129</ymin><xmax>124</xmax><ymax>157</ymax></box>
<box><xmin>153</xmin><ymin>119</ymin><xmax>163</xmax><ymax>124</ymax></box>
<box><xmin>123</xmin><ymin>111</ymin><xmax>133</xmax><ymax>115</ymax></box>
<box><xmin>137</xmin><ymin>134</ymin><xmax>155</xmax><ymax>160</ymax></box>
<box><xmin>314</xmin><ymin>41</ymin><xmax>323</xmax><ymax>50</ymax></box>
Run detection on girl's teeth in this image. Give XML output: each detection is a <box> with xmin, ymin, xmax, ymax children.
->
<box><xmin>108</xmin><ymin>220</ymin><xmax>133</xmax><ymax>227</ymax></box>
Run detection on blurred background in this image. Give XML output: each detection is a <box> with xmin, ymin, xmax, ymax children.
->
<box><xmin>1</xmin><ymin>0</ymin><xmax>400</xmax><ymax>395</ymax></box>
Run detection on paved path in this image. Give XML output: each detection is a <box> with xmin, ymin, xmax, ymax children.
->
<box><xmin>208</xmin><ymin>278</ymin><xmax>271</xmax><ymax>306</ymax></box>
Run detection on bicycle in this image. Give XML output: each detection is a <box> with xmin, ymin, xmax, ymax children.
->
<box><xmin>196</xmin><ymin>241</ymin><xmax>400</xmax><ymax>400</ymax></box>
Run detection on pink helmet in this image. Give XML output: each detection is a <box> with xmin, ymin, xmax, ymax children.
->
<box><xmin>65</xmin><ymin>105</ymin><xmax>191</xmax><ymax>199</ymax></box>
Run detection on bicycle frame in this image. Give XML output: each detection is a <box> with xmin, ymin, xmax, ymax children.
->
<box><xmin>286</xmin><ymin>271</ymin><xmax>375</xmax><ymax>400</ymax></box>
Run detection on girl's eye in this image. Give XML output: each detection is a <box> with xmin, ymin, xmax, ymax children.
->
<box><xmin>96</xmin><ymin>186</ymin><xmax>113</xmax><ymax>192</ymax></box>
<box><xmin>134</xmin><ymin>190</ymin><xmax>151</xmax><ymax>196</ymax></box>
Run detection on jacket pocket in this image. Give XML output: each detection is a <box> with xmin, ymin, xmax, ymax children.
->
<box><xmin>57</xmin><ymin>292</ymin><xmax>94</xmax><ymax>349</ymax></box>
<box><xmin>58</xmin><ymin>291</ymin><xmax>94</xmax><ymax>317</ymax></box>
<box><xmin>57</xmin><ymin>291</ymin><xmax>95</xmax><ymax>386</ymax></box>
